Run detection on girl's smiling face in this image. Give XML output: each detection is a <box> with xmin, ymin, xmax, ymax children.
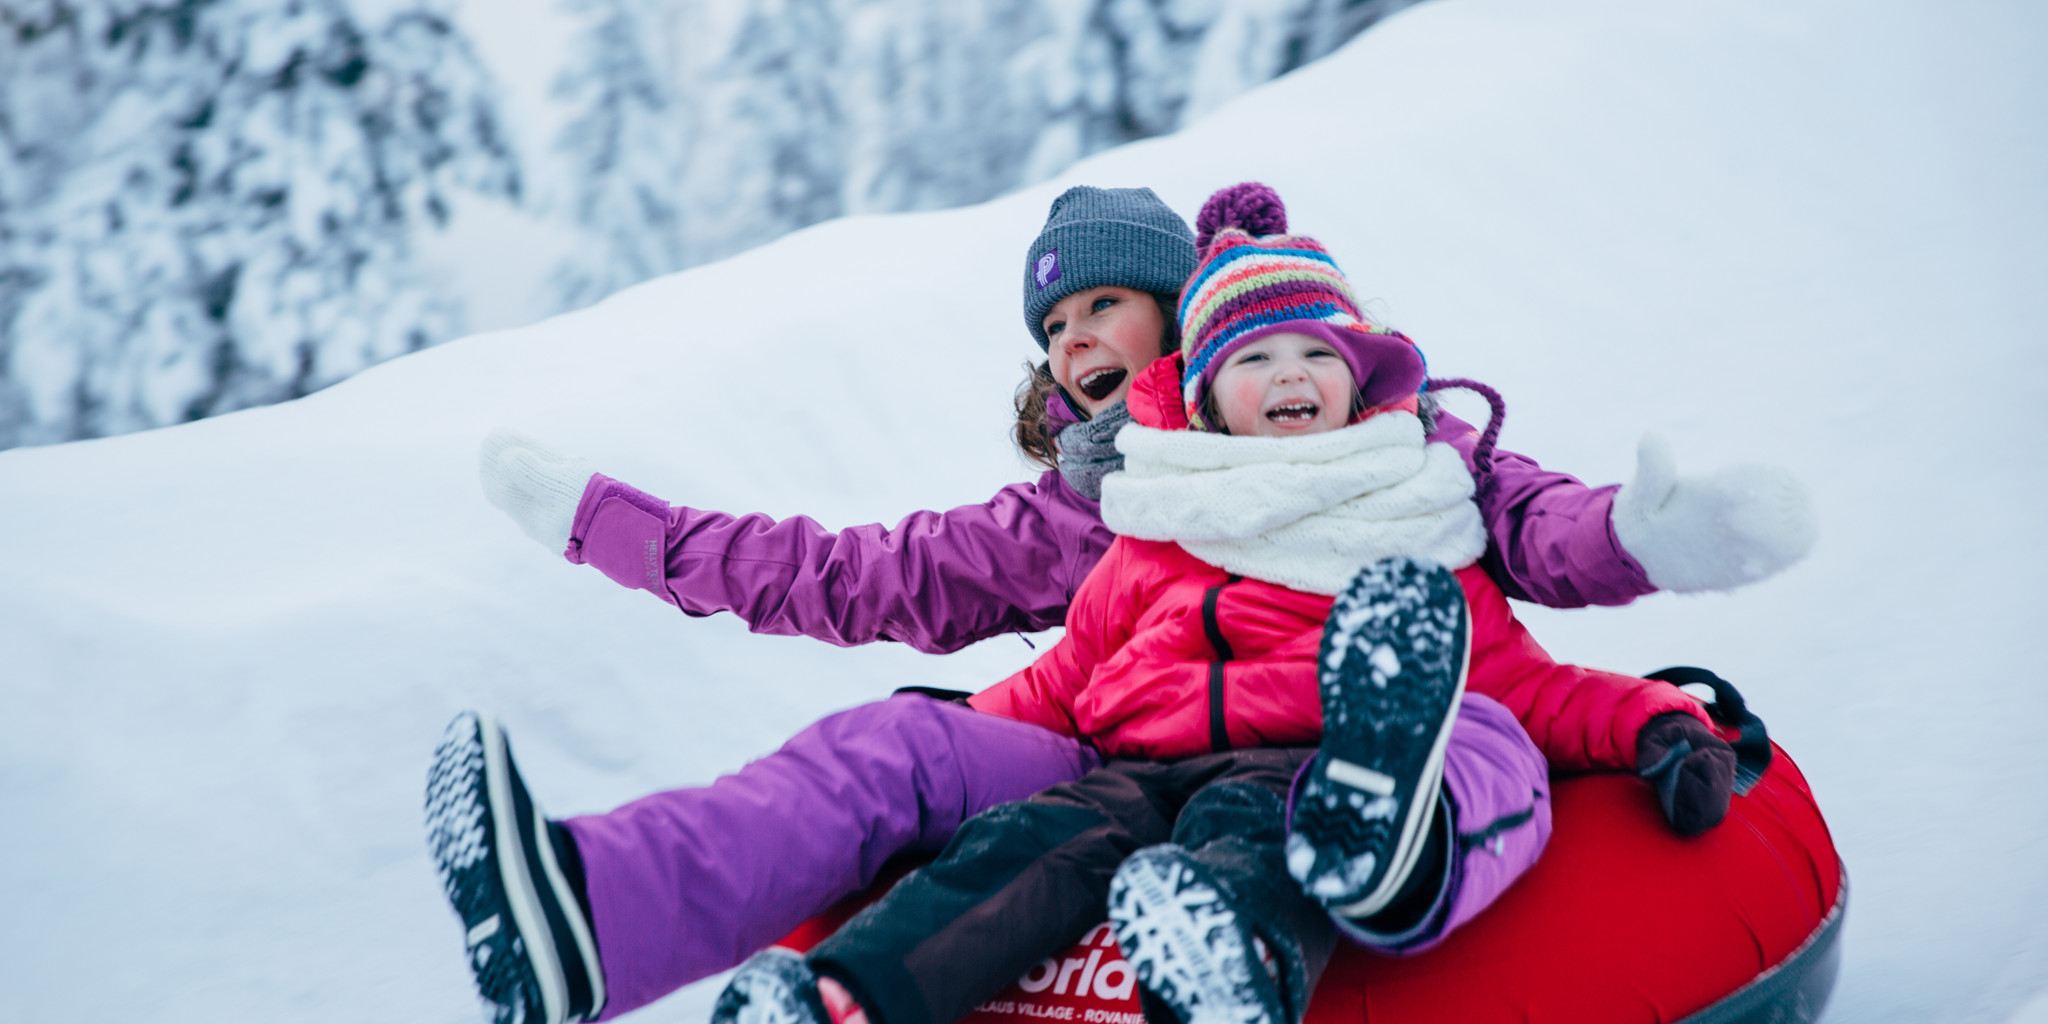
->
<box><xmin>1041</xmin><ymin>287</ymin><xmax>1168</xmax><ymax>417</ymax></box>
<box><xmin>1210</xmin><ymin>332</ymin><xmax>1357</xmax><ymax>438</ymax></box>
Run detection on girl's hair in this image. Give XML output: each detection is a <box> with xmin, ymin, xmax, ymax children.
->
<box><xmin>1013</xmin><ymin>292</ymin><xmax>1180</xmax><ymax>470</ymax></box>
<box><xmin>1196</xmin><ymin>387</ymin><xmax>1227</xmax><ymax>436</ymax></box>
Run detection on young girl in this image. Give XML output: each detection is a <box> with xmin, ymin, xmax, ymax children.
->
<box><xmin>701</xmin><ymin>186</ymin><xmax>1773</xmax><ymax>1024</ymax></box>
<box><xmin>432</xmin><ymin>186</ymin><xmax>1813</xmax><ymax>1024</ymax></box>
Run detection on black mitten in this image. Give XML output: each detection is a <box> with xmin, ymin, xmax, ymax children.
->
<box><xmin>1635</xmin><ymin>712</ymin><xmax>1736</xmax><ymax>837</ymax></box>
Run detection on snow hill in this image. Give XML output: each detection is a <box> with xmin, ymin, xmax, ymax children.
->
<box><xmin>2</xmin><ymin>0</ymin><xmax>2043</xmax><ymax>1021</ymax></box>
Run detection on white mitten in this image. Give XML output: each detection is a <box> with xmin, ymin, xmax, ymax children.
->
<box><xmin>1611</xmin><ymin>433</ymin><xmax>1817</xmax><ymax>593</ymax></box>
<box><xmin>478</xmin><ymin>428</ymin><xmax>598</xmax><ymax>552</ymax></box>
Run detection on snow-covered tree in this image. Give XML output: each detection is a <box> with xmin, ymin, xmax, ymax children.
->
<box><xmin>0</xmin><ymin>0</ymin><xmax>518</xmax><ymax>447</ymax></box>
<box><xmin>548</xmin><ymin>0</ymin><xmax>686</xmax><ymax>309</ymax></box>
<box><xmin>553</xmin><ymin>0</ymin><xmax>1415</xmax><ymax>299</ymax></box>
<box><xmin>1</xmin><ymin>0</ymin><xmax>1412</xmax><ymax>449</ymax></box>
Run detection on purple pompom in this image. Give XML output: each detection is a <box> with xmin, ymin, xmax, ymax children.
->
<box><xmin>1195</xmin><ymin>182</ymin><xmax>1288</xmax><ymax>250</ymax></box>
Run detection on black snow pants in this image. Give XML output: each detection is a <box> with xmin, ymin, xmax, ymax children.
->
<box><xmin>806</xmin><ymin>748</ymin><xmax>1337</xmax><ymax>1024</ymax></box>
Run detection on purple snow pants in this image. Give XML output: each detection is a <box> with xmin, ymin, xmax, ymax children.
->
<box><xmin>564</xmin><ymin>692</ymin><xmax>1549</xmax><ymax>1020</ymax></box>
<box><xmin>559</xmin><ymin>694</ymin><xmax>1102</xmax><ymax>1020</ymax></box>
<box><xmin>1332</xmin><ymin>692</ymin><xmax>1553</xmax><ymax>955</ymax></box>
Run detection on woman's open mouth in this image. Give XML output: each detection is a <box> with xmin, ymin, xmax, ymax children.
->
<box><xmin>1076</xmin><ymin>368</ymin><xmax>1128</xmax><ymax>402</ymax></box>
<box><xmin>1266</xmin><ymin>401</ymin><xmax>1320</xmax><ymax>424</ymax></box>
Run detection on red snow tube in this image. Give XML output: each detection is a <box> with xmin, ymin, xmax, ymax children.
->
<box><xmin>779</xmin><ymin>741</ymin><xmax>1844</xmax><ymax>1024</ymax></box>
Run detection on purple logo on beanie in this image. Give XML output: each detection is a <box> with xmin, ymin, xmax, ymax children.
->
<box><xmin>1034</xmin><ymin>250</ymin><xmax>1061</xmax><ymax>290</ymax></box>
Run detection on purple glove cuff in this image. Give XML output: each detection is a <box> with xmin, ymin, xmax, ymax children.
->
<box><xmin>564</xmin><ymin>473</ymin><xmax>673</xmax><ymax>594</ymax></box>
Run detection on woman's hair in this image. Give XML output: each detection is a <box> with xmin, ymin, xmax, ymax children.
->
<box><xmin>1012</xmin><ymin>362</ymin><xmax>1063</xmax><ymax>470</ymax></box>
<box><xmin>1013</xmin><ymin>293</ymin><xmax>1180</xmax><ymax>470</ymax></box>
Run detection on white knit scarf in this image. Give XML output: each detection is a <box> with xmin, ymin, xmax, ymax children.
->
<box><xmin>1100</xmin><ymin>412</ymin><xmax>1487</xmax><ymax>595</ymax></box>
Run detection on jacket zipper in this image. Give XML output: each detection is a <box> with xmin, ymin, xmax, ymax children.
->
<box><xmin>1203</xmin><ymin>575</ymin><xmax>1244</xmax><ymax>751</ymax></box>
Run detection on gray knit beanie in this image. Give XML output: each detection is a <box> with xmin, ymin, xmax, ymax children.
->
<box><xmin>1023</xmin><ymin>186</ymin><xmax>1198</xmax><ymax>349</ymax></box>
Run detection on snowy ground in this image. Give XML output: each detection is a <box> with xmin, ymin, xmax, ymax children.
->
<box><xmin>2</xmin><ymin>0</ymin><xmax>2043</xmax><ymax>1021</ymax></box>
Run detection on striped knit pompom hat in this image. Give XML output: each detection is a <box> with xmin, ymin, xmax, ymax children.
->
<box><xmin>1177</xmin><ymin>183</ymin><xmax>1426</xmax><ymax>430</ymax></box>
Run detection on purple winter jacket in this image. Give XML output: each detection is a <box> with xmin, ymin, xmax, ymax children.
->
<box><xmin>562</xmin><ymin>411</ymin><xmax>1653</xmax><ymax>655</ymax></box>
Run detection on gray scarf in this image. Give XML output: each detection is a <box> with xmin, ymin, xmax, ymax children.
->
<box><xmin>1055</xmin><ymin>400</ymin><xmax>1131</xmax><ymax>501</ymax></box>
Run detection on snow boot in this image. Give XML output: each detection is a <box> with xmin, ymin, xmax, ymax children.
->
<box><xmin>1110</xmin><ymin>845</ymin><xmax>1293</xmax><ymax>1024</ymax></box>
<box><xmin>1287</xmin><ymin>557</ymin><xmax>1468</xmax><ymax>918</ymax></box>
<box><xmin>425</xmin><ymin>711</ymin><xmax>606</xmax><ymax>1024</ymax></box>
<box><xmin>712</xmin><ymin>948</ymin><xmax>833</xmax><ymax>1024</ymax></box>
